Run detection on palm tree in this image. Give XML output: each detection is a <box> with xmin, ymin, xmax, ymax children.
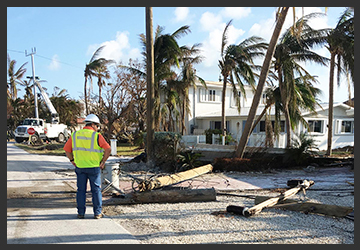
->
<box><xmin>7</xmin><ymin>54</ymin><xmax>27</xmax><ymax>100</ymax></box>
<box><xmin>273</xmin><ymin>13</ymin><xmax>329</xmax><ymax>148</ymax></box>
<box><xmin>219</xmin><ymin>20</ymin><xmax>268</xmax><ymax>137</ymax></box>
<box><xmin>22</xmin><ymin>79</ymin><xmax>34</xmax><ymax>102</ymax></box>
<box><xmin>235</xmin><ymin>7</ymin><xmax>289</xmax><ymax>158</ymax></box>
<box><xmin>94</xmin><ymin>62</ymin><xmax>113</xmax><ymax>104</ymax></box>
<box><xmin>137</xmin><ymin>24</ymin><xmax>192</xmax><ymax>130</ymax></box>
<box><xmin>325</xmin><ymin>8</ymin><xmax>354</xmax><ymax>156</ymax></box>
<box><xmin>83</xmin><ymin>45</ymin><xmax>110</xmax><ymax>115</ymax></box>
<box><xmin>250</xmin><ymin>75</ymin><xmax>322</xmax><ymax>145</ymax></box>
<box><xmin>49</xmin><ymin>88</ymin><xmax>82</xmax><ymax>127</ymax></box>
<box><xmin>160</xmin><ymin>77</ymin><xmax>180</xmax><ymax>132</ymax></box>
<box><xmin>176</xmin><ymin>43</ymin><xmax>206</xmax><ymax>135</ymax></box>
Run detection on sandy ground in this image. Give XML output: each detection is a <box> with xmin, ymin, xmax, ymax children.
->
<box><xmin>101</xmin><ymin>163</ymin><xmax>354</xmax><ymax>244</ymax></box>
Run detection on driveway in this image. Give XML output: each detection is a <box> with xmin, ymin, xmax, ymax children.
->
<box><xmin>7</xmin><ymin>142</ymin><xmax>138</xmax><ymax>244</ymax></box>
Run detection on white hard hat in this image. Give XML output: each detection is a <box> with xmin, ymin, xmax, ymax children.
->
<box><xmin>84</xmin><ymin>114</ymin><xmax>100</xmax><ymax>124</ymax></box>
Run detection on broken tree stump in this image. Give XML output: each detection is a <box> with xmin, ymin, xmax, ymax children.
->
<box><xmin>227</xmin><ymin>179</ymin><xmax>314</xmax><ymax>217</ymax></box>
<box><xmin>254</xmin><ymin>196</ymin><xmax>353</xmax><ymax>218</ymax></box>
<box><xmin>136</xmin><ymin>164</ymin><xmax>213</xmax><ymax>192</ymax></box>
<box><xmin>103</xmin><ymin>188</ymin><xmax>216</xmax><ymax>205</ymax></box>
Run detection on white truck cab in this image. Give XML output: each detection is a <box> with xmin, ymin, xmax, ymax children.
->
<box><xmin>14</xmin><ymin>79</ymin><xmax>70</xmax><ymax>144</ymax></box>
<box><xmin>14</xmin><ymin>118</ymin><xmax>69</xmax><ymax>143</ymax></box>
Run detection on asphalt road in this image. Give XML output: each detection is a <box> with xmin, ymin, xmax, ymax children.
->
<box><xmin>7</xmin><ymin>142</ymin><xmax>138</xmax><ymax>244</ymax></box>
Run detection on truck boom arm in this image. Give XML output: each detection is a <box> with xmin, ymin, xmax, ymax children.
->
<box><xmin>34</xmin><ymin>80</ymin><xmax>60</xmax><ymax>123</ymax></box>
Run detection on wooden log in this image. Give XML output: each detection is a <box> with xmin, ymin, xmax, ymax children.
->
<box><xmin>139</xmin><ymin>164</ymin><xmax>213</xmax><ymax>191</ymax></box>
<box><xmin>227</xmin><ymin>180</ymin><xmax>314</xmax><ymax>217</ymax></box>
<box><xmin>254</xmin><ymin>196</ymin><xmax>353</xmax><ymax>217</ymax></box>
<box><xmin>103</xmin><ymin>188</ymin><xmax>216</xmax><ymax>205</ymax></box>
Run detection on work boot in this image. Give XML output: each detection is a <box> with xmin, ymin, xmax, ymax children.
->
<box><xmin>77</xmin><ymin>214</ymin><xmax>85</xmax><ymax>219</ymax></box>
<box><xmin>94</xmin><ymin>214</ymin><xmax>103</xmax><ymax>219</ymax></box>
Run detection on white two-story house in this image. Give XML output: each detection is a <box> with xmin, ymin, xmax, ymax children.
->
<box><xmin>182</xmin><ymin>80</ymin><xmax>354</xmax><ymax>151</ymax></box>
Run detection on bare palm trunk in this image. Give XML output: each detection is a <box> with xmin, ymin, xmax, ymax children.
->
<box><xmin>326</xmin><ymin>52</ymin><xmax>335</xmax><ymax>156</ymax></box>
<box><xmin>278</xmin><ymin>69</ymin><xmax>291</xmax><ymax>148</ymax></box>
<box><xmin>99</xmin><ymin>83</ymin><xmax>102</xmax><ymax>105</ymax></box>
<box><xmin>221</xmin><ymin>76</ymin><xmax>227</xmax><ymax>137</ymax></box>
<box><xmin>84</xmin><ymin>78</ymin><xmax>88</xmax><ymax>115</ymax></box>
<box><xmin>146</xmin><ymin>7</ymin><xmax>155</xmax><ymax>167</ymax></box>
<box><xmin>235</xmin><ymin>7</ymin><xmax>289</xmax><ymax>158</ymax></box>
<box><xmin>181</xmin><ymin>100</ymin><xmax>186</xmax><ymax>135</ymax></box>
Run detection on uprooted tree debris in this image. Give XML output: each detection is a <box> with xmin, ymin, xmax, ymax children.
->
<box><xmin>254</xmin><ymin>196</ymin><xmax>353</xmax><ymax>218</ymax></box>
<box><xmin>225</xmin><ymin>179</ymin><xmax>354</xmax><ymax>219</ymax></box>
<box><xmin>103</xmin><ymin>164</ymin><xmax>215</xmax><ymax>205</ymax></box>
<box><xmin>133</xmin><ymin>164</ymin><xmax>213</xmax><ymax>192</ymax></box>
<box><xmin>104</xmin><ymin>188</ymin><xmax>216</xmax><ymax>205</ymax></box>
<box><xmin>227</xmin><ymin>179</ymin><xmax>315</xmax><ymax>217</ymax></box>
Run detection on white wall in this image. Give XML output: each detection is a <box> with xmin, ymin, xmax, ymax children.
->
<box><xmin>185</xmin><ymin>81</ymin><xmax>354</xmax><ymax>151</ymax></box>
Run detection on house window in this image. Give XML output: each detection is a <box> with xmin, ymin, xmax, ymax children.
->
<box><xmin>200</xmin><ymin>88</ymin><xmax>221</xmax><ymax>102</ymax></box>
<box><xmin>259</xmin><ymin>120</ymin><xmax>285</xmax><ymax>133</ymax></box>
<box><xmin>336</xmin><ymin>120</ymin><xmax>354</xmax><ymax>134</ymax></box>
<box><xmin>261</xmin><ymin>93</ymin><xmax>267</xmax><ymax>104</ymax></box>
<box><xmin>231</xmin><ymin>91</ymin><xmax>242</xmax><ymax>107</ymax></box>
<box><xmin>308</xmin><ymin>120</ymin><xmax>323</xmax><ymax>133</ymax></box>
<box><xmin>210</xmin><ymin>121</ymin><xmax>229</xmax><ymax>131</ymax></box>
<box><xmin>209</xmin><ymin>90</ymin><xmax>216</xmax><ymax>102</ymax></box>
<box><xmin>341</xmin><ymin>121</ymin><xmax>353</xmax><ymax>133</ymax></box>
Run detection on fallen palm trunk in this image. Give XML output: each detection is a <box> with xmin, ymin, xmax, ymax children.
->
<box><xmin>103</xmin><ymin>188</ymin><xmax>216</xmax><ymax>205</ymax></box>
<box><xmin>227</xmin><ymin>179</ymin><xmax>314</xmax><ymax>217</ymax></box>
<box><xmin>254</xmin><ymin>196</ymin><xmax>353</xmax><ymax>218</ymax></box>
<box><xmin>136</xmin><ymin>164</ymin><xmax>213</xmax><ymax>192</ymax></box>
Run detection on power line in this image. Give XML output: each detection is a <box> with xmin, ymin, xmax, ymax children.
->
<box><xmin>7</xmin><ymin>49</ymin><xmax>24</xmax><ymax>54</ymax></box>
<box><xmin>35</xmin><ymin>54</ymin><xmax>83</xmax><ymax>69</ymax></box>
<box><xmin>7</xmin><ymin>49</ymin><xmax>83</xmax><ymax>69</ymax></box>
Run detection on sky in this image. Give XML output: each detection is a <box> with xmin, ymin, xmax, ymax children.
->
<box><xmin>7</xmin><ymin>7</ymin><xmax>352</xmax><ymax>103</ymax></box>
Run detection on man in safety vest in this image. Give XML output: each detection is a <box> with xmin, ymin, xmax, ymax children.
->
<box><xmin>64</xmin><ymin>114</ymin><xmax>111</xmax><ymax>219</ymax></box>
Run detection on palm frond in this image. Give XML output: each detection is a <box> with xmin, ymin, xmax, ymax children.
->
<box><xmin>171</xmin><ymin>25</ymin><xmax>191</xmax><ymax>39</ymax></box>
<box><xmin>221</xmin><ymin>20</ymin><xmax>233</xmax><ymax>57</ymax></box>
<box><xmin>89</xmin><ymin>45</ymin><xmax>106</xmax><ymax>63</ymax></box>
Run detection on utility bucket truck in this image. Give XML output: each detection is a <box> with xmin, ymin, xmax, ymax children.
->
<box><xmin>14</xmin><ymin>80</ymin><xmax>70</xmax><ymax>143</ymax></box>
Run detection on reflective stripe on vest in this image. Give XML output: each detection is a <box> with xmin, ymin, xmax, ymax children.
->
<box><xmin>72</xmin><ymin>129</ymin><xmax>104</xmax><ymax>168</ymax></box>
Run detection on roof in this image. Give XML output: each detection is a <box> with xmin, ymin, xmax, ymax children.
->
<box><xmin>196</xmin><ymin>102</ymin><xmax>354</xmax><ymax>119</ymax></box>
<box><xmin>301</xmin><ymin>102</ymin><xmax>354</xmax><ymax>117</ymax></box>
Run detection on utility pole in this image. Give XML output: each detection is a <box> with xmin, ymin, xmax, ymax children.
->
<box><xmin>146</xmin><ymin>7</ymin><xmax>155</xmax><ymax>168</ymax></box>
<box><xmin>26</xmin><ymin>48</ymin><xmax>39</xmax><ymax>119</ymax></box>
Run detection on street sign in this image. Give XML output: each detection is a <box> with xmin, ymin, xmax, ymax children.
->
<box><xmin>27</xmin><ymin>127</ymin><xmax>35</xmax><ymax>135</ymax></box>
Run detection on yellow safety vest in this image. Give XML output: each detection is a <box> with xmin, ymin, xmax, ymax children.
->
<box><xmin>71</xmin><ymin>129</ymin><xmax>104</xmax><ymax>168</ymax></box>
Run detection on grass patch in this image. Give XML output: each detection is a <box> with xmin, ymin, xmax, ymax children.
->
<box><xmin>15</xmin><ymin>143</ymin><xmax>66</xmax><ymax>156</ymax></box>
<box><xmin>116</xmin><ymin>143</ymin><xmax>143</xmax><ymax>157</ymax></box>
<box><xmin>15</xmin><ymin>142</ymin><xmax>143</xmax><ymax>158</ymax></box>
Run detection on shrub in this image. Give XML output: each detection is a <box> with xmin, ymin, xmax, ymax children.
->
<box><xmin>213</xmin><ymin>155</ymin><xmax>287</xmax><ymax>172</ymax></box>
<box><xmin>204</xmin><ymin>129</ymin><xmax>222</xmax><ymax>144</ymax></box>
<box><xmin>144</xmin><ymin>132</ymin><xmax>182</xmax><ymax>172</ymax></box>
<box><xmin>176</xmin><ymin>150</ymin><xmax>203</xmax><ymax>171</ymax></box>
<box><xmin>213</xmin><ymin>158</ymin><xmax>252</xmax><ymax>172</ymax></box>
<box><xmin>285</xmin><ymin>132</ymin><xmax>319</xmax><ymax>166</ymax></box>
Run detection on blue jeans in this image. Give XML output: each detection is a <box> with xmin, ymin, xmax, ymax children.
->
<box><xmin>75</xmin><ymin>167</ymin><xmax>102</xmax><ymax>216</ymax></box>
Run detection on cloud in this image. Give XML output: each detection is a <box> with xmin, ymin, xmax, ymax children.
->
<box><xmin>220</xmin><ymin>7</ymin><xmax>251</xmax><ymax>19</ymax></box>
<box><xmin>249</xmin><ymin>16</ymin><xmax>276</xmax><ymax>42</ymax></box>
<box><xmin>48</xmin><ymin>54</ymin><xmax>60</xmax><ymax>71</ymax></box>
<box><xmin>199</xmin><ymin>9</ymin><xmax>245</xmax><ymax>68</ymax></box>
<box><xmin>173</xmin><ymin>7</ymin><xmax>189</xmax><ymax>22</ymax></box>
<box><xmin>249</xmin><ymin>7</ymin><xmax>329</xmax><ymax>42</ymax></box>
<box><xmin>87</xmin><ymin>31</ymin><xmax>141</xmax><ymax>64</ymax></box>
<box><xmin>199</xmin><ymin>11</ymin><xmax>223</xmax><ymax>31</ymax></box>
<box><xmin>248</xmin><ymin>7</ymin><xmax>348</xmax><ymax>103</ymax></box>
